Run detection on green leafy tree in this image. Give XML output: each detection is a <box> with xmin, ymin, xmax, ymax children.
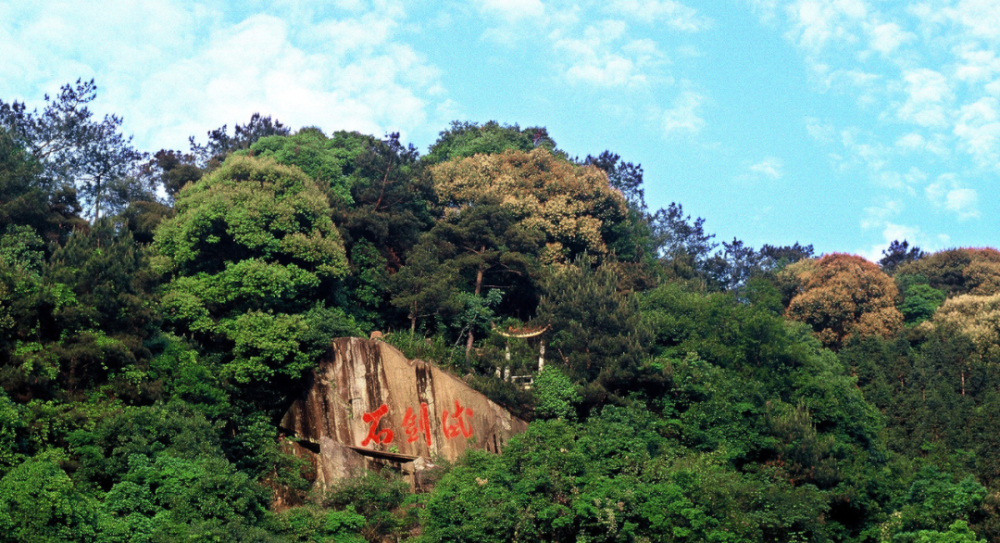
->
<box><xmin>914</xmin><ymin>521</ymin><xmax>987</xmax><ymax>543</ymax></box>
<box><xmin>1</xmin><ymin>79</ymin><xmax>148</xmax><ymax>220</ymax></box>
<box><xmin>423</xmin><ymin>120</ymin><xmax>559</xmax><ymax>165</ymax></box>
<box><xmin>344</xmin><ymin>239</ymin><xmax>391</xmax><ymax>330</ymax></box>
<box><xmin>884</xmin><ymin>467</ymin><xmax>987</xmax><ymax>543</ymax></box>
<box><xmin>535</xmin><ymin>259</ymin><xmax>653</xmax><ymax>406</ymax></box>
<box><xmin>320</xmin><ymin>473</ymin><xmax>414</xmax><ymax>543</ymax></box>
<box><xmin>0</xmin><ymin>451</ymin><xmax>98</xmax><ymax>543</ymax></box>
<box><xmin>332</xmin><ymin>131</ymin><xmax>437</xmax><ymax>270</ymax></box>
<box><xmin>247</xmin><ymin>128</ymin><xmax>355</xmax><ymax>204</ymax></box>
<box><xmin>897</xmin><ymin>275</ymin><xmax>947</xmax><ymax>325</ymax></box>
<box><xmin>141</xmin><ymin>149</ymin><xmax>203</xmax><ymax>199</ymax></box>
<box><xmin>0</xmin><ymin>392</ymin><xmax>27</xmax><ymax>476</ymax></box>
<box><xmin>389</xmin><ymin>242</ymin><xmax>462</xmax><ymax>335</ymax></box>
<box><xmin>0</xmin><ymin>127</ymin><xmax>85</xmax><ymax>246</ymax></box>
<box><xmin>246</xmin><ymin>130</ymin><xmax>438</xmax><ymax>328</ymax></box>
<box><xmin>422</xmin><ymin>408</ymin><xmax>833</xmax><ymax>543</ymax></box>
<box><xmin>155</xmin><ymin>155</ymin><xmax>355</xmax><ymax>389</ymax></box>
<box><xmin>453</xmin><ymin>289</ymin><xmax>503</xmax><ymax>360</ymax></box>
<box><xmin>533</xmin><ymin>366</ymin><xmax>579</xmax><ymax>420</ymax></box>
<box><xmin>0</xmin><ymin>219</ymin><xmax>158</xmax><ymax>399</ymax></box>
<box><xmin>189</xmin><ymin>112</ymin><xmax>289</xmax><ymax>166</ymax></box>
<box><xmin>391</xmin><ymin>201</ymin><xmax>542</xmax><ymax>345</ymax></box>
<box><xmin>270</xmin><ymin>505</ymin><xmax>366</xmax><ymax>543</ymax></box>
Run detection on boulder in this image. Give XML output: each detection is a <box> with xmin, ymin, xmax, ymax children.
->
<box><xmin>280</xmin><ymin>337</ymin><xmax>528</xmax><ymax>489</ymax></box>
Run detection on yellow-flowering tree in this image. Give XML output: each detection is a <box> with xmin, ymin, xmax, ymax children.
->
<box><xmin>927</xmin><ymin>293</ymin><xmax>1000</xmax><ymax>362</ymax></box>
<box><xmin>896</xmin><ymin>248</ymin><xmax>1000</xmax><ymax>296</ymax></box>
<box><xmin>430</xmin><ymin>148</ymin><xmax>627</xmax><ymax>262</ymax></box>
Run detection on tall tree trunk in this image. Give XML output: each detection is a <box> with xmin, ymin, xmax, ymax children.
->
<box><xmin>465</xmin><ymin>258</ymin><xmax>486</xmax><ymax>360</ymax></box>
<box><xmin>94</xmin><ymin>176</ymin><xmax>102</xmax><ymax>222</ymax></box>
<box><xmin>410</xmin><ymin>302</ymin><xmax>417</xmax><ymax>335</ymax></box>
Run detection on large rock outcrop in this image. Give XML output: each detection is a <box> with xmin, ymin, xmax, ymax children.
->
<box><xmin>280</xmin><ymin>337</ymin><xmax>528</xmax><ymax>488</ymax></box>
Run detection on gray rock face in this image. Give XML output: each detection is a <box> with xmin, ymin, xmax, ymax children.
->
<box><xmin>280</xmin><ymin>337</ymin><xmax>528</xmax><ymax>489</ymax></box>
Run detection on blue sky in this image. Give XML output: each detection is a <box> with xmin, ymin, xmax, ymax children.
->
<box><xmin>2</xmin><ymin>0</ymin><xmax>998</xmax><ymax>259</ymax></box>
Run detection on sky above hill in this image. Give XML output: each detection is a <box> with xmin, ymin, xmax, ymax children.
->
<box><xmin>2</xmin><ymin>0</ymin><xmax>998</xmax><ymax>259</ymax></box>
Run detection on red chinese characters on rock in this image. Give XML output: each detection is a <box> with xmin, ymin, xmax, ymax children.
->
<box><xmin>403</xmin><ymin>403</ymin><xmax>432</xmax><ymax>447</ymax></box>
<box><xmin>441</xmin><ymin>399</ymin><xmax>474</xmax><ymax>439</ymax></box>
<box><xmin>359</xmin><ymin>400</ymin><xmax>474</xmax><ymax>449</ymax></box>
<box><xmin>361</xmin><ymin>403</ymin><xmax>393</xmax><ymax>446</ymax></box>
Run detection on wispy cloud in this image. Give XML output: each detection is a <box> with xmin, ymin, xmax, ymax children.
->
<box><xmin>954</xmin><ymin>97</ymin><xmax>1000</xmax><ymax>168</ymax></box>
<box><xmin>474</xmin><ymin>0</ymin><xmax>549</xmax><ymax>45</ymax></box>
<box><xmin>860</xmin><ymin>199</ymin><xmax>903</xmax><ymax>230</ymax></box>
<box><xmin>755</xmin><ymin>0</ymin><xmax>1000</xmax><ymax>241</ymax></box>
<box><xmin>476</xmin><ymin>0</ymin><xmax>546</xmax><ymax>23</ymax></box>
<box><xmin>662</xmin><ymin>90</ymin><xmax>706</xmax><ymax>136</ymax></box>
<box><xmin>749</xmin><ymin>157</ymin><xmax>784</xmax><ymax>179</ymax></box>
<box><xmin>467</xmin><ymin>0</ymin><xmax>710</xmax><ymax>128</ymax></box>
<box><xmin>868</xmin><ymin>21</ymin><xmax>913</xmax><ymax>54</ymax></box>
<box><xmin>604</xmin><ymin>0</ymin><xmax>710</xmax><ymax>30</ymax></box>
<box><xmin>552</xmin><ymin>20</ymin><xmax>664</xmax><ymax>88</ymax></box>
<box><xmin>926</xmin><ymin>174</ymin><xmax>981</xmax><ymax>220</ymax></box>
<box><xmin>896</xmin><ymin>68</ymin><xmax>953</xmax><ymax>128</ymax></box>
<box><xmin>784</xmin><ymin>0</ymin><xmax>868</xmax><ymax>52</ymax></box>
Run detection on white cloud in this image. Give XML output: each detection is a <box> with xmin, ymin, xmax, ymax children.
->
<box><xmin>785</xmin><ymin>0</ymin><xmax>868</xmax><ymax>52</ymax></box>
<box><xmin>331</xmin><ymin>0</ymin><xmax>367</xmax><ymax>11</ymax></box>
<box><xmin>954</xmin><ymin>46</ymin><xmax>1000</xmax><ymax>83</ymax></box>
<box><xmin>764</xmin><ymin>0</ymin><xmax>1000</xmax><ymax>228</ymax></box>
<box><xmin>804</xmin><ymin>116</ymin><xmax>836</xmax><ymax>142</ymax></box>
<box><xmin>954</xmin><ymin>97</ymin><xmax>1000</xmax><ymax>168</ymax></box>
<box><xmin>926</xmin><ymin>174</ymin><xmax>981</xmax><ymax>220</ymax></box>
<box><xmin>745</xmin><ymin>0</ymin><xmax>780</xmax><ymax>23</ymax></box>
<box><xmin>605</xmin><ymin>0</ymin><xmax>710</xmax><ymax>30</ymax></box>
<box><xmin>564</xmin><ymin>56</ymin><xmax>643</xmax><ymax>87</ymax></box>
<box><xmin>838</xmin><ymin>128</ymin><xmax>891</xmax><ymax>172</ymax></box>
<box><xmin>749</xmin><ymin>157</ymin><xmax>784</xmax><ymax>179</ymax></box>
<box><xmin>662</xmin><ymin>90</ymin><xmax>705</xmax><ymax>136</ymax></box>
<box><xmin>897</xmin><ymin>132</ymin><xmax>951</xmax><ymax>158</ymax></box>
<box><xmin>473</xmin><ymin>0</ymin><xmax>560</xmax><ymax>48</ymax></box>
<box><xmin>941</xmin><ymin>0</ymin><xmax>1000</xmax><ymax>41</ymax></box>
<box><xmin>0</xmin><ymin>1</ymin><xmax>447</xmax><ymax>152</ymax></box>
<box><xmin>476</xmin><ymin>0</ymin><xmax>546</xmax><ymax>24</ymax></box>
<box><xmin>861</xmin><ymin>199</ymin><xmax>903</xmax><ymax>230</ymax></box>
<box><xmin>474</xmin><ymin>0</ymin><xmax>550</xmax><ymax>45</ymax></box>
<box><xmin>896</xmin><ymin>68</ymin><xmax>952</xmax><ymax>128</ymax></box>
<box><xmin>925</xmin><ymin>178</ymin><xmax>947</xmax><ymax>204</ymax></box>
<box><xmin>868</xmin><ymin>22</ymin><xmax>913</xmax><ymax>54</ymax></box>
<box><xmin>987</xmin><ymin>79</ymin><xmax>1000</xmax><ymax>96</ymax></box>
<box><xmin>882</xmin><ymin>222</ymin><xmax>920</xmax><ymax>244</ymax></box>
<box><xmin>552</xmin><ymin>20</ymin><xmax>664</xmax><ymax>88</ymax></box>
<box><xmin>874</xmin><ymin>166</ymin><xmax>925</xmax><ymax>193</ymax></box>
<box><xmin>945</xmin><ymin>188</ymin><xmax>980</xmax><ymax>219</ymax></box>
<box><xmin>895</xmin><ymin>132</ymin><xmax>926</xmax><ymax>152</ymax></box>
<box><xmin>857</xmin><ymin>217</ymin><xmax>949</xmax><ymax>264</ymax></box>
<box><xmin>813</xmin><ymin>67</ymin><xmax>882</xmax><ymax>102</ymax></box>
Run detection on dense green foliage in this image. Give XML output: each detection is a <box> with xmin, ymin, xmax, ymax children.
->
<box><xmin>2</xmin><ymin>82</ymin><xmax>1000</xmax><ymax>542</ymax></box>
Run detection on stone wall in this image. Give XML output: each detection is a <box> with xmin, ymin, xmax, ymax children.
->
<box><xmin>280</xmin><ymin>337</ymin><xmax>528</xmax><ymax>488</ymax></box>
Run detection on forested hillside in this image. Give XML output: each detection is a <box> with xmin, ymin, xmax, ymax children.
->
<box><xmin>2</xmin><ymin>80</ymin><xmax>998</xmax><ymax>543</ymax></box>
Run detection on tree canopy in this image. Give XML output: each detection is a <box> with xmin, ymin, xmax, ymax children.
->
<box><xmin>785</xmin><ymin>253</ymin><xmax>903</xmax><ymax>349</ymax></box>
<box><xmin>431</xmin><ymin>148</ymin><xmax>627</xmax><ymax>261</ymax></box>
